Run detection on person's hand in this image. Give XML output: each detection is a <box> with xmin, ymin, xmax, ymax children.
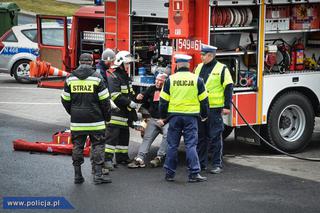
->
<box><xmin>222</xmin><ymin>108</ymin><xmax>231</xmax><ymax>115</ymax></box>
<box><xmin>157</xmin><ymin>119</ymin><xmax>165</xmax><ymax>127</ymax></box>
<box><xmin>136</xmin><ymin>93</ymin><xmax>144</xmax><ymax>100</ymax></box>
<box><xmin>129</xmin><ymin>101</ymin><xmax>138</xmax><ymax>109</ymax></box>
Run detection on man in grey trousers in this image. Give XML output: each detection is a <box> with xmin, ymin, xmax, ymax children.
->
<box><xmin>128</xmin><ymin>73</ymin><xmax>168</xmax><ymax>168</ymax></box>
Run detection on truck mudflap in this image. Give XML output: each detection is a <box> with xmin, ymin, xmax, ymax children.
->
<box><xmin>235</xmin><ymin>125</ymin><xmax>261</xmax><ymax>146</ymax></box>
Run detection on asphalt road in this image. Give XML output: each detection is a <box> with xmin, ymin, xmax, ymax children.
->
<box><xmin>1</xmin><ymin>73</ymin><xmax>320</xmax><ymax>213</ymax></box>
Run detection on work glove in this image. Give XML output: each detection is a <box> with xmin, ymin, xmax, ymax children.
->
<box><xmin>110</xmin><ymin>100</ymin><xmax>118</xmax><ymax>110</ymax></box>
<box><xmin>129</xmin><ymin>101</ymin><xmax>138</xmax><ymax>109</ymax></box>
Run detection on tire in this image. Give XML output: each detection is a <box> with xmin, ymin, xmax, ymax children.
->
<box><xmin>12</xmin><ymin>59</ymin><xmax>35</xmax><ymax>83</ymax></box>
<box><xmin>223</xmin><ymin>125</ymin><xmax>233</xmax><ymax>139</ymax></box>
<box><xmin>266</xmin><ymin>91</ymin><xmax>315</xmax><ymax>153</ymax></box>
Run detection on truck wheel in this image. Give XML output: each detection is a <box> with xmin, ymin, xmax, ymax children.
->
<box><xmin>223</xmin><ymin>125</ymin><xmax>233</xmax><ymax>139</ymax></box>
<box><xmin>12</xmin><ymin>59</ymin><xmax>34</xmax><ymax>83</ymax></box>
<box><xmin>266</xmin><ymin>91</ymin><xmax>315</xmax><ymax>153</ymax></box>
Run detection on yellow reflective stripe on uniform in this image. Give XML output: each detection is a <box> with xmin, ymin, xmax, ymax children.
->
<box><xmin>160</xmin><ymin>90</ymin><xmax>170</xmax><ymax>101</ymax></box>
<box><xmin>115</xmin><ymin>149</ymin><xmax>128</xmax><ymax>153</ymax></box>
<box><xmin>70</xmin><ymin>124</ymin><xmax>106</xmax><ymax>131</ymax></box>
<box><xmin>115</xmin><ymin>145</ymin><xmax>128</xmax><ymax>153</ymax></box>
<box><xmin>61</xmin><ymin>91</ymin><xmax>71</xmax><ymax>101</ymax></box>
<box><xmin>105</xmin><ymin>148</ymin><xmax>114</xmax><ymax>153</ymax></box>
<box><xmin>120</xmin><ymin>85</ymin><xmax>129</xmax><ymax>94</ymax></box>
<box><xmin>111</xmin><ymin>116</ymin><xmax>128</xmax><ymax>121</ymax></box>
<box><xmin>198</xmin><ymin>90</ymin><xmax>207</xmax><ymax>101</ymax></box>
<box><xmin>129</xmin><ymin>84</ymin><xmax>135</xmax><ymax>95</ymax></box>
<box><xmin>98</xmin><ymin>88</ymin><xmax>110</xmax><ymax>100</ymax></box>
<box><xmin>87</xmin><ymin>76</ymin><xmax>101</xmax><ymax>83</ymax></box>
<box><xmin>111</xmin><ymin>92</ymin><xmax>121</xmax><ymax>101</ymax></box>
<box><xmin>66</xmin><ymin>76</ymin><xmax>78</xmax><ymax>85</ymax></box>
<box><xmin>105</xmin><ymin>145</ymin><xmax>115</xmax><ymax>153</ymax></box>
<box><xmin>109</xmin><ymin>120</ymin><xmax>128</xmax><ymax>126</ymax></box>
<box><xmin>70</xmin><ymin>121</ymin><xmax>106</xmax><ymax>131</ymax></box>
<box><xmin>71</xmin><ymin>121</ymin><xmax>105</xmax><ymax>126</ymax></box>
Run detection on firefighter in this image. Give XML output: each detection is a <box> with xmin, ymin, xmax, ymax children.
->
<box><xmin>91</xmin><ymin>48</ymin><xmax>116</xmax><ymax>175</ymax></box>
<box><xmin>195</xmin><ymin>44</ymin><xmax>234</xmax><ymax>174</ymax></box>
<box><xmin>96</xmin><ymin>48</ymin><xmax>116</xmax><ymax>82</ymax></box>
<box><xmin>159</xmin><ymin>54</ymin><xmax>209</xmax><ymax>182</ymax></box>
<box><xmin>61</xmin><ymin>53</ymin><xmax>112</xmax><ymax>185</ymax></box>
<box><xmin>127</xmin><ymin>73</ymin><xmax>169</xmax><ymax>168</ymax></box>
<box><xmin>104</xmin><ymin>50</ymin><xmax>138</xmax><ymax>169</ymax></box>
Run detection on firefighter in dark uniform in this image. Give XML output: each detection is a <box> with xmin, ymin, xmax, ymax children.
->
<box><xmin>92</xmin><ymin>48</ymin><xmax>116</xmax><ymax>175</ymax></box>
<box><xmin>104</xmin><ymin>50</ymin><xmax>138</xmax><ymax>169</ymax></box>
<box><xmin>159</xmin><ymin>54</ymin><xmax>209</xmax><ymax>182</ymax></box>
<box><xmin>96</xmin><ymin>48</ymin><xmax>116</xmax><ymax>82</ymax></box>
<box><xmin>195</xmin><ymin>44</ymin><xmax>234</xmax><ymax>174</ymax></box>
<box><xmin>61</xmin><ymin>53</ymin><xmax>112</xmax><ymax>184</ymax></box>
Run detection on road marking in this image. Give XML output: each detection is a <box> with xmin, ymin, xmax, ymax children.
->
<box><xmin>0</xmin><ymin>102</ymin><xmax>60</xmax><ymax>105</ymax></box>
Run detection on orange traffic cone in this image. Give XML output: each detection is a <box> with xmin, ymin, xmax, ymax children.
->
<box><xmin>29</xmin><ymin>61</ymin><xmax>69</xmax><ymax>78</ymax></box>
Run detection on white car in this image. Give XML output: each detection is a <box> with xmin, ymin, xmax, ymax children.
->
<box><xmin>0</xmin><ymin>22</ymin><xmax>70</xmax><ymax>83</ymax></box>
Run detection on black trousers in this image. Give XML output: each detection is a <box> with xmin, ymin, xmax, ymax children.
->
<box><xmin>72</xmin><ymin>133</ymin><xmax>106</xmax><ymax>167</ymax></box>
<box><xmin>197</xmin><ymin>117</ymin><xmax>211</xmax><ymax>169</ymax></box>
<box><xmin>105</xmin><ymin>125</ymin><xmax>130</xmax><ymax>163</ymax></box>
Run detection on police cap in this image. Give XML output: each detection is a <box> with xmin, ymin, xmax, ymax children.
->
<box><xmin>174</xmin><ymin>54</ymin><xmax>192</xmax><ymax>63</ymax></box>
<box><xmin>200</xmin><ymin>44</ymin><xmax>218</xmax><ymax>53</ymax></box>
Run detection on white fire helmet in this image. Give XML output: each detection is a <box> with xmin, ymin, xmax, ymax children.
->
<box><xmin>113</xmin><ymin>51</ymin><xmax>135</xmax><ymax>67</ymax></box>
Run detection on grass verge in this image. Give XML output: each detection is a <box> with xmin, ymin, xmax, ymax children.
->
<box><xmin>0</xmin><ymin>0</ymin><xmax>81</xmax><ymax>16</ymax></box>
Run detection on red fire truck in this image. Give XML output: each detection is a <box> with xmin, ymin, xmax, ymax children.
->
<box><xmin>35</xmin><ymin>0</ymin><xmax>320</xmax><ymax>153</ymax></box>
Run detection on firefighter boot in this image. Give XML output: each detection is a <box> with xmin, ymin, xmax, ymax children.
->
<box><xmin>93</xmin><ymin>163</ymin><xmax>109</xmax><ymax>175</ymax></box>
<box><xmin>74</xmin><ymin>166</ymin><xmax>85</xmax><ymax>184</ymax></box>
<box><xmin>94</xmin><ymin>165</ymin><xmax>112</xmax><ymax>185</ymax></box>
<box><xmin>104</xmin><ymin>160</ymin><xmax>114</xmax><ymax>171</ymax></box>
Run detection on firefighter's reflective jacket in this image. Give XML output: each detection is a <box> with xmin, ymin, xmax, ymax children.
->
<box><xmin>61</xmin><ymin>64</ymin><xmax>111</xmax><ymax>134</ymax></box>
<box><xmin>107</xmin><ymin>67</ymin><xmax>137</xmax><ymax>128</ymax></box>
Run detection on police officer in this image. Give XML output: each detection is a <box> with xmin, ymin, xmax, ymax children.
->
<box><xmin>96</xmin><ymin>48</ymin><xmax>116</xmax><ymax>82</ymax></box>
<box><xmin>61</xmin><ymin>53</ymin><xmax>112</xmax><ymax>184</ymax></box>
<box><xmin>104</xmin><ymin>51</ymin><xmax>138</xmax><ymax>169</ymax></box>
<box><xmin>195</xmin><ymin>44</ymin><xmax>234</xmax><ymax>174</ymax></box>
<box><xmin>159</xmin><ymin>54</ymin><xmax>209</xmax><ymax>182</ymax></box>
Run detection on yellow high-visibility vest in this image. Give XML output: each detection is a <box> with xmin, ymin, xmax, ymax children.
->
<box><xmin>195</xmin><ymin>62</ymin><xmax>233</xmax><ymax>108</ymax></box>
<box><xmin>160</xmin><ymin>71</ymin><xmax>207</xmax><ymax>114</ymax></box>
